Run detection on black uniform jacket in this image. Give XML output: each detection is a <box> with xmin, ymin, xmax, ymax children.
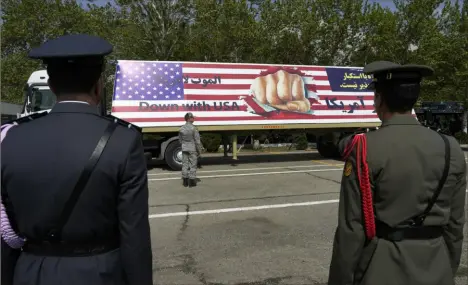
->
<box><xmin>1</xmin><ymin>102</ymin><xmax>153</xmax><ymax>285</ymax></box>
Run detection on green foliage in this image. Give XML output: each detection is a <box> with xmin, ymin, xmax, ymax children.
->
<box><xmin>115</xmin><ymin>0</ymin><xmax>194</xmax><ymax>60</ymax></box>
<box><xmin>1</xmin><ymin>0</ymin><xmax>467</xmax><ymax>115</ymax></box>
<box><xmin>454</xmin><ymin>131</ymin><xmax>468</xmax><ymax>144</ymax></box>
<box><xmin>200</xmin><ymin>133</ymin><xmax>222</xmax><ymax>153</ymax></box>
<box><xmin>1</xmin><ymin>0</ymin><xmax>128</xmax><ymax>104</ymax></box>
<box><xmin>1</xmin><ymin>0</ymin><xmax>90</xmax><ymax>103</ymax></box>
<box><xmin>293</xmin><ymin>133</ymin><xmax>308</xmax><ymax>150</ymax></box>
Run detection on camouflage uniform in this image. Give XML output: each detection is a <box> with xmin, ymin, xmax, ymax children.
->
<box><xmin>178</xmin><ymin>121</ymin><xmax>202</xmax><ymax>187</ymax></box>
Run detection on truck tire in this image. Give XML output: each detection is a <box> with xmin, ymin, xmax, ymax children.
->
<box><xmin>165</xmin><ymin>141</ymin><xmax>183</xmax><ymax>171</ymax></box>
<box><xmin>144</xmin><ymin>152</ymin><xmax>152</xmax><ymax>164</ymax></box>
<box><xmin>317</xmin><ymin>138</ymin><xmax>340</xmax><ymax>159</ymax></box>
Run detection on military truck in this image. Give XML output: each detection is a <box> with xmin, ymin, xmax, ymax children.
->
<box><xmin>414</xmin><ymin>101</ymin><xmax>464</xmax><ymax>135</ymax></box>
<box><xmin>17</xmin><ymin>61</ymin><xmax>382</xmax><ymax>170</ymax></box>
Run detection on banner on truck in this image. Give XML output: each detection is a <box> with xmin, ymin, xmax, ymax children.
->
<box><xmin>111</xmin><ymin>60</ymin><xmax>380</xmax><ymax>127</ymax></box>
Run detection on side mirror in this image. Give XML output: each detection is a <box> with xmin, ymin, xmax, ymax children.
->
<box><xmin>25</xmin><ymin>97</ymin><xmax>32</xmax><ymax>113</ymax></box>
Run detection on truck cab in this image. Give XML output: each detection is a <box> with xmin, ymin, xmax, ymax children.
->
<box><xmin>19</xmin><ymin>70</ymin><xmax>56</xmax><ymax>118</ymax></box>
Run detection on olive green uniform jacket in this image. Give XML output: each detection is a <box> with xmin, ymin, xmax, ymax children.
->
<box><xmin>328</xmin><ymin>114</ymin><xmax>466</xmax><ymax>285</ymax></box>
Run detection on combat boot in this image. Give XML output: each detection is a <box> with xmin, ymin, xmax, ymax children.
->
<box><xmin>183</xmin><ymin>178</ymin><xmax>189</xmax><ymax>187</ymax></box>
<box><xmin>189</xmin><ymin>179</ymin><xmax>197</xmax><ymax>187</ymax></box>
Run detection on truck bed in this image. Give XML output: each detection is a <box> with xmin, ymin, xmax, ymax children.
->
<box><xmin>140</xmin><ymin>122</ymin><xmax>381</xmax><ymax>133</ymax></box>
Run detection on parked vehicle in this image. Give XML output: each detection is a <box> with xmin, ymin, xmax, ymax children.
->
<box><xmin>18</xmin><ymin>61</ymin><xmax>382</xmax><ymax>170</ymax></box>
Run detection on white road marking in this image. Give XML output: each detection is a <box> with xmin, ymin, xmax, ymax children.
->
<box><xmin>148</xmin><ymin>168</ymin><xmax>342</xmax><ymax>181</ymax></box>
<box><xmin>149</xmin><ymin>199</ymin><xmax>340</xmax><ymax>218</ymax></box>
<box><xmin>149</xmin><ymin>190</ymin><xmax>468</xmax><ymax>219</ymax></box>
<box><xmin>147</xmin><ymin>164</ymin><xmax>341</xmax><ymax>176</ymax></box>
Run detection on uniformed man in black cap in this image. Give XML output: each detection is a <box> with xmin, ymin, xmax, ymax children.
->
<box><xmin>1</xmin><ymin>34</ymin><xmax>153</xmax><ymax>285</ymax></box>
<box><xmin>328</xmin><ymin>61</ymin><xmax>466</xmax><ymax>285</ymax></box>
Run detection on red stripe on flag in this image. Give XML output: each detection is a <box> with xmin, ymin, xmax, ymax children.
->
<box><xmin>112</xmin><ymin>106</ymin><xmax>249</xmax><ymax>112</ymax></box>
<box><xmin>182</xmin><ymin>63</ymin><xmax>326</xmax><ymax>71</ymax></box>
<box><xmin>316</xmin><ymin>95</ymin><xmax>374</xmax><ymax>101</ymax></box>
<box><xmin>181</xmin><ymin>73</ymin><xmax>330</xmax><ymax>81</ymax></box>
<box><xmin>112</xmin><ymin>106</ymin><xmax>375</xmax><ymax>113</ymax></box>
<box><xmin>183</xmin><ymin>95</ymin><xmax>375</xmax><ymax>101</ymax></box>
<box><xmin>309</xmin><ymin>85</ymin><xmax>331</xmax><ymax>91</ymax></box>
<box><xmin>184</xmin><ymin>84</ymin><xmax>252</xmax><ymax>89</ymax></box>
<box><xmin>125</xmin><ymin>114</ymin><xmax>378</xmax><ymax>123</ymax></box>
<box><xmin>113</xmin><ymin>104</ymin><xmax>374</xmax><ymax>113</ymax></box>
<box><xmin>185</xmin><ymin>95</ymin><xmax>246</xmax><ymax>100</ymax></box>
<box><xmin>312</xmin><ymin>105</ymin><xmax>375</xmax><ymax>111</ymax></box>
<box><xmin>183</xmin><ymin>84</ymin><xmax>331</xmax><ymax>91</ymax></box>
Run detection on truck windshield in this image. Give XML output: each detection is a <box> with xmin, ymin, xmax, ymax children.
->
<box><xmin>30</xmin><ymin>87</ymin><xmax>56</xmax><ymax>111</ymax></box>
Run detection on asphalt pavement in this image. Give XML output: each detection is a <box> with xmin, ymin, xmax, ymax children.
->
<box><xmin>147</xmin><ymin>151</ymin><xmax>468</xmax><ymax>285</ymax></box>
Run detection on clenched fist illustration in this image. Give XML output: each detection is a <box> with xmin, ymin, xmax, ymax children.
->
<box><xmin>250</xmin><ymin>70</ymin><xmax>311</xmax><ymax>113</ymax></box>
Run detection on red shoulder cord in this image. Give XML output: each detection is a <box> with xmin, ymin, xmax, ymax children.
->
<box><xmin>342</xmin><ymin>134</ymin><xmax>376</xmax><ymax>240</ymax></box>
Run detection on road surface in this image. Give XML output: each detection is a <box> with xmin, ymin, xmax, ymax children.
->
<box><xmin>147</xmin><ymin>151</ymin><xmax>468</xmax><ymax>285</ymax></box>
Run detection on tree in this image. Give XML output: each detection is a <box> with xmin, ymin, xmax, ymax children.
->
<box><xmin>115</xmin><ymin>0</ymin><xmax>193</xmax><ymax>60</ymax></box>
<box><xmin>352</xmin><ymin>3</ymin><xmax>399</xmax><ymax>65</ymax></box>
<box><xmin>0</xmin><ymin>0</ymin><xmax>120</xmax><ymax>104</ymax></box>
<box><xmin>1</xmin><ymin>0</ymin><xmax>467</xmax><ymax>120</ymax></box>
<box><xmin>255</xmin><ymin>0</ymin><xmax>370</xmax><ymax>66</ymax></box>
<box><xmin>185</xmin><ymin>0</ymin><xmax>260</xmax><ymax>63</ymax></box>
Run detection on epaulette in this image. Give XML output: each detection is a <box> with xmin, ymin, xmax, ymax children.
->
<box><xmin>105</xmin><ymin>114</ymin><xmax>142</xmax><ymax>133</ymax></box>
<box><xmin>356</xmin><ymin>127</ymin><xmax>379</xmax><ymax>134</ymax></box>
<box><xmin>2</xmin><ymin>112</ymin><xmax>48</xmax><ymax>126</ymax></box>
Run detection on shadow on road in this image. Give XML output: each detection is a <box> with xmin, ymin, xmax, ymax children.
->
<box><xmin>148</xmin><ymin>152</ymin><xmax>341</xmax><ymax>171</ymax></box>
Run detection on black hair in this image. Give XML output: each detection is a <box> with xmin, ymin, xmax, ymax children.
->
<box><xmin>376</xmin><ymin>79</ymin><xmax>420</xmax><ymax>113</ymax></box>
<box><xmin>184</xmin><ymin>113</ymin><xmax>194</xmax><ymax>121</ymax></box>
<box><xmin>46</xmin><ymin>61</ymin><xmax>104</xmax><ymax>95</ymax></box>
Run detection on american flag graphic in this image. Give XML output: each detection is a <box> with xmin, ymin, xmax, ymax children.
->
<box><xmin>111</xmin><ymin>60</ymin><xmax>381</xmax><ymax>127</ymax></box>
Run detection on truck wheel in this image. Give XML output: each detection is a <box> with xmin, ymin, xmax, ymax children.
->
<box><xmin>317</xmin><ymin>138</ymin><xmax>340</xmax><ymax>159</ymax></box>
<box><xmin>165</xmin><ymin>141</ymin><xmax>183</xmax><ymax>171</ymax></box>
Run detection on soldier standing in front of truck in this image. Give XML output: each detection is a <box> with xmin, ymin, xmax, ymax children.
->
<box><xmin>328</xmin><ymin>61</ymin><xmax>466</xmax><ymax>285</ymax></box>
<box><xmin>179</xmin><ymin>112</ymin><xmax>202</xmax><ymax>187</ymax></box>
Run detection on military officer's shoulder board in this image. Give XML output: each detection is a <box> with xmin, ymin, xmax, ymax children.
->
<box><xmin>357</xmin><ymin>127</ymin><xmax>379</xmax><ymax>134</ymax></box>
<box><xmin>3</xmin><ymin>112</ymin><xmax>48</xmax><ymax>126</ymax></box>
<box><xmin>104</xmin><ymin>114</ymin><xmax>142</xmax><ymax>133</ymax></box>
<box><xmin>344</xmin><ymin>160</ymin><xmax>353</xmax><ymax>177</ymax></box>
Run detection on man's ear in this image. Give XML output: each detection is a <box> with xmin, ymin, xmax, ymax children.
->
<box><xmin>378</xmin><ymin>94</ymin><xmax>385</xmax><ymax>109</ymax></box>
<box><xmin>92</xmin><ymin>77</ymin><xmax>104</xmax><ymax>103</ymax></box>
<box><xmin>375</xmin><ymin>93</ymin><xmax>384</xmax><ymax>108</ymax></box>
